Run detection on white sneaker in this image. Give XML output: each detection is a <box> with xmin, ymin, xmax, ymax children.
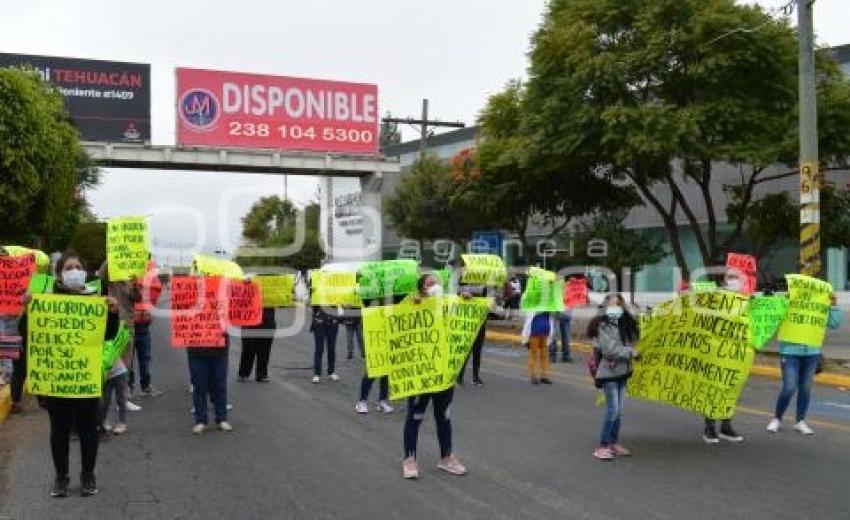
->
<box><xmin>311</xmin><ymin>375</ymin><xmax>320</xmax><ymax>384</ymax></box>
<box><xmin>355</xmin><ymin>401</ymin><xmax>369</xmax><ymax>414</ymax></box>
<box><xmin>329</xmin><ymin>373</ymin><xmax>339</xmax><ymax>382</ymax></box>
<box><xmin>102</xmin><ymin>422</ymin><xmax>112</xmax><ymax>432</ymax></box>
<box><xmin>377</xmin><ymin>401</ymin><xmax>394</xmax><ymax>414</ymax></box>
<box><xmin>766</xmin><ymin>418</ymin><xmax>781</xmax><ymax>433</ymax></box>
<box><xmin>218</xmin><ymin>421</ymin><xmax>233</xmax><ymax>432</ymax></box>
<box><xmin>112</xmin><ymin>423</ymin><xmax>127</xmax><ymax>435</ymax></box>
<box><xmin>126</xmin><ymin>401</ymin><xmax>142</xmax><ymax>412</ymax></box>
<box><xmin>192</xmin><ymin>423</ymin><xmax>205</xmax><ymax>435</ymax></box>
<box><xmin>226</xmin><ymin>404</ymin><xmax>234</xmax><ymax>410</ymax></box>
<box><xmin>793</xmin><ymin>421</ymin><xmax>814</xmax><ymax>435</ymax></box>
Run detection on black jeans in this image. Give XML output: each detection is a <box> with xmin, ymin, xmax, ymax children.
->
<box><xmin>360</xmin><ymin>374</ymin><xmax>389</xmax><ymax>401</ymax></box>
<box><xmin>239</xmin><ymin>335</ymin><xmax>273</xmax><ymax>380</ymax></box>
<box><xmin>312</xmin><ymin>321</ymin><xmax>338</xmax><ymax>376</ymax></box>
<box><xmin>403</xmin><ymin>387</ymin><xmax>454</xmax><ymax>459</ymax></box>
<box><xmin>11</xmin><ymin>346</ymin><xmax>26</xmax><ymax>404</ymax></box>
<box><xmin>458</xmin><ymin>327</ymin><xmax>485</xmax><ymax>383</ymax></box>
<box><xmin>45</xmin><ymin>397</ymin><xmax>100</xmax><ymax>477</ymax></box>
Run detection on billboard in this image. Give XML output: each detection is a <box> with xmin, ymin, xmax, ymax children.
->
<box><xmin>175</xmin><ymin>68</ymin><xmax>378</xmax><ymax>155</ymax></box>
<box><xmin>0</xmin><ymin>53</ymin><xmax>150</xmax><ymax>143</ymax></box>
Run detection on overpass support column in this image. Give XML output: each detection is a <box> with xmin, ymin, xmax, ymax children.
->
<box><xmin>359</xmin><ymin>171</ymin><xmax>384</xmax><ymax>261</ymax></box>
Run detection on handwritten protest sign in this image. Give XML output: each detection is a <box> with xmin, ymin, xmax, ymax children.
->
<box><xmin>4</xmin><ymin>246</ymin><xmax>50</xmax><ymax>273</ymax></box>
<box><xmin>386</xmin><ymin>297</ymin><xmax>449</xmax><ymax>400</ymax></box>
<box><xmin>26</xmin><ymin>294</ymin><xmax>107</xmax><ymax>398</ymax></box>
<box><xmin>357</xmin><ymin>259</ymin><xmax>419</xmax><ymax>301</ymax></box>
<box><xmin>460</xmin><ymin>254</ymin><xmax>507</xmax><ymax>286</ymax></box>
<box><xmin>628</xmin><ymin>291</ymin><xmax>754</xmax><ymax>419</ymax></box>
<box><xmin>749</xmin><ymin>296</ymin><xmax>789</xmax><ymax>349</ymax></box>
<box><xmin>444</xmin><ymin>296</ymin><xmax>491</xmax><ymax>377</ymax></box>
<box><xmin>564</xmin><ymin>277</ymin><xmax>588</xmax><ymax>309</ymax></box>
<box><xmin>527</xmin><ymin>266</ymin><xmax>556</xmax><ymax>282</ymax></box>
<box><xmin>521</xmin><ymin>276</ymin><xmax>565</xmax><ymax>312</ymax></box>
<box><xmin>726</xmin><ymin>253</ymin><xmax>757</xmax><ymax>295</ymax></box>
<box><xmin>27</xmin><ymin>274</ymin><xmax>54</xmax><ymax>295</ymax></box>
<box><xmin>310</xmin><ymin>271</ymin><xmax>361</xmax><ymax>307</ymax></box>
<box><xmin>170</xmin><ymin>276</ymin><xmax>225</xmax><ymax>347</ymax></box>
<box><xmin>363</xmin><ymin>305</ymin><xmax>392</xmax><ymax>378</ymax></box>
<box><xmin>226</xmin><ymin>280</ymin><xmax>262</xmax><ymax>326</ymax></box>
<box><xmin>0</xmin><ymin>254</ymin><xmax>37</xmax><ymax>315</ymax></box>
<box><xmin>107</xmin><ymin>217</ymin><xmax>149</xmax><ymax>281</ymax></box>
<box><xmin>192</xmin><ymin>254</ymin><xmax>244</xmax><ymax>279</ymax></box>
<box><xmin>777</xmin><ymin>274</ymin><xmax>833</xmax><ymax>347</ymax></box>
<box><xmin>692</xmin><ymin>281</ymin><xmax>718</xmax><ymax>293</ymax></box>
<box><xmin>102</xmin><ymin>323</ymin><xmax>131</xmax><ymax>376</ymax></box>
<box><xmin>256</xmin><ymin>275</ymin><xmax>295</xmax><ymax>307</ymax></box>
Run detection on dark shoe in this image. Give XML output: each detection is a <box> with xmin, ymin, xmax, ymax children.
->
<box><xmin>472</xmin><ymin>378</ymin><xmax>484</xmax><ymax>386</ymax></box>
<box><xmin>540</xmin><ymin>378</ymin><xmax>553</xmax><ymax>385</ymax></box>
<box><xmin>703</xmin><ymin>425</ymin><xmax>720</xmax><ymax>444</ymax></box>
<box><xmin>562</xmin><ymin>357</ymin><xmax>574</xmax><ymax>363</ymax></box>
<box><xmin>346</xmin><ymin>352</ymin><xmax>353</xmax><ymax>360</ymax></box>
<box><xmin>256</xmin><ymin>377</ymin><xmax>270</xmax><ymax>383</ymax></box>
<box><xmin>10</xmin><ymin>402</ymin><xmax>22</xmax><ymax>414</ymax></box>
<box><xmin>237</xmin><ymin>375</ymin><xmax>248</xmax><ymax>382</ymax></box>
<box><xmin>719</xmin><ymin>425</ymin><xmax>744</xmax><ymax>442</ymax></box>
<box><xmin>50</xmin><ymin>475</ymin><xmax>70</xmax><ymax>498</ymax></box>
<box><xmin>80</xmin><ymin>473</ymin><xmax>98</xmax><ymax>496</ymax></box>
<box><xmin>531</xmin><ymin>378</ymin><xmax>540</xmax><ymax>385</ymax></box>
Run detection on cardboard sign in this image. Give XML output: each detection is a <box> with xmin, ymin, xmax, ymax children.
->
<box><xmin>386</xmin><ymin>297</ymin><xmax>450</xmax><ymax>400</ymax></box>
<box><xmin>527</xmin><ymin>266</ymin><xmax>556</xmax><ymax>282</ymax></box>
<box><xmin>27</xmin><ymin>274</ymin><xmax>54</xmax><ymax>295</ymax></box>
<box><xmin>362</xmin><ymin>305</ymin><xmax>392</xmax><ymax>378</ymax></box>
<box><xmin>226</xmin><ymin>280</ymin><xmax>263</xmax><ymax>326</ymax></box>
<box><xmin>102</xmin><ymin>323</ymin><xmax>131</xmax><ymax>376</ymax></box>
<box><xmin>256</xmin><ymin>275</ymin><xmax>295</xmax><ymax>307</ymax></box>
<box><xmin>692</xmin><ymin>281</ymin><xmax>718</xmax><ymax>293</ymax></box>
<box><xmin>310</xmin><ymin>271</ymin><xmax>361</xmax><ymax>307</ymax></box>
<box><xmin>726</xmin><ymin>253</ymin><xmax>757</xmax><ymax>295</ymax></box>
<box><xmin>4</xmin><ymin>245</ymin><xmax>50</xmax><ymax>273</ymax></box>
<box><xmin>628</xmin><ymin>291</ymin><xmax>754</xmax><ymax>419</ymax></box>
<box><xmin>749</xmin><ymin>296</ymin><xmax>789</xmax><ymax>349</ymax></box>
<box><xmin>26</xmin><ymin>294</ymin><xmax>108</xmax><ymax>398</ymax></box>
<box><xmin>777</xmin><ymin>274</ymin><xmax>833</xmax><ymax>347</ymax></box>
<box><xmin>460</xmin><ymin>254</ymin><xmax>507</xmax><ymax>287</ymax></box>
<box><xmin>444</xmin><ymin>296</ymin><xmax>491</xmax><ymax>376</ymax></box>
<box><xmin>107</xmin><ymin>216</ymin><xmax>149</xmax><ymax>281</ymax></box>
<box><xmin>357</xmin><ymin>259</ymin><xmax>419</xmax><ymax>301</ymax></box>
<box><xmin>192</xmin><ymin>254</ymin><xmax>244</xmax><ymax>279</ymax></box>
<box><xmin>564</xmin><ymin>277</ymin><xmax>588</xmax><ymax>309</ymax></box>
<box><xmin>0</xmin><ymin>254</ymin><xmax>37</xmax><ymax>315</ymax></box>
<box><xmin>170</xmin><ymin>276</ymin><xmax>226</xmax><ymax>347</ymax></box>
<box><xmin>521</xmin><ymin>276</ymin><xmax>565</xmax><ymax>312</ymax></box>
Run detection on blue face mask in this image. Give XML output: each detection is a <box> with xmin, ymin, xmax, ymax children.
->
<box><xmin>605</xmin><ymin>306</ymin><xmax>624</xmax><ymax>320</ymax></box>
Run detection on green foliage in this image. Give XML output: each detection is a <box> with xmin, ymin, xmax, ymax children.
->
<box><xmin>0</xmin><ymin>67</ymin><xmax>94</xmax><ymax>248</ymax></box>
<box><xmin>235</xmin><ymin>200</ymin><xmax>324</xmax><ymax>272</ymax></box>
<box><xmin>66</xmin><ymin>220</ymin><xmax>108</xmax><ymax>273</ymax></box>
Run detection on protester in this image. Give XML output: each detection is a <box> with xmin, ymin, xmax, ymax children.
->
<box><xmin>1</xmin><ymin>247</ymin><xmax>26</xmax><ymax>415</ymax></box>
<box><xmin>21</xmin><ymin>251</ymin><xmax>120</xmax><ymax>497</ymax></box>
<box><xmin>100</xmin><ymin>357</ymin><xmax>129</xmax><ymax>436</ymax></box>
<box><xmin>238</xmin><ymin>305</ymin><xmax>277</xmax><ymax>383</ymax></box>
<box><xmin>402</xmin><ymin>274</ymin><xmax>466</xmax><ymax>480</ymax></box>
<box><xmin>355</xmin><ymin>299</ymin><xmax>396</xmax><ymax>414</ymax></box>
<box><xmin>767</xmin><ymin>292</ymin><xmax>843</xmax><ymax>435</ymax></box>
<box><xmin>550</xmin><ymin>309</ymin><xmax>573</xmax><ymax>363</ymax></box>
<box><xmin>130</xmin><ymin>261</ymin><xmax>163</xmax><ymax>397</ymax></box>
<box><xmin>522</xmin><ymin>311</ymin><xmax>556</xmax><ymax>384</ymax></box>
<box><xmin>99</xmin><ymin>261</ymin><xmax>142</xmax><ymax>412</ymax></box>
<box><xmin>188</xmin><ymin>316</ymin><xmax>232</xmax><ymax>434</ymax></box>
<box><xmin>310</xmin><ymin>304</ymin><xmax>340</xmax><ymax>384</ymax></box>
<box><xmin>457</xmin><ymin>258</ymin><xmax>488</xmax><ymax>386</ymax></box>
<box><xmin>588</xmin><ymin>293</ymin><xmax>639</xmax><ymax>461</ymax></box>
<box><xmin>702</xmin><ymin>272</ymin><xmax>745</xmax><ymax>444</ymax></box>
<box><xmin>503</xmin><ymin>277</ymin><xmax>521</xmax><ymax>321</ymax></box>
<box><xmin>343</xmin><ymin>310</ymin><xmax>364</xmax><ymax>360</ymax></box>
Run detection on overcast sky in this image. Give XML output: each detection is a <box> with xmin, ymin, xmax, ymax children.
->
<box><xmin>2</xmin><ymin>0</ymin><xmax>848</xmax><ymax>259</ymax></box>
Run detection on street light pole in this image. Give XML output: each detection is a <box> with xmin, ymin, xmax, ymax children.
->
<box><xmin>798</xmin><ymin>0</ymin><xmax>821</xmax><ymax>277</ymax></box>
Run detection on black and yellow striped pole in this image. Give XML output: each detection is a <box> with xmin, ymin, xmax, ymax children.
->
<box><xmin>798</xmin><ymin>1</ymin><xmax>821</xmax><ymax>278</ymax></box>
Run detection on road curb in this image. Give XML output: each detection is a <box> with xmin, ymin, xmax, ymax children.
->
<box><xmin>485</xmin><ymin>329</ymin><xmax>850</xmax><ymax>390</ymax></box>
<box><xmin>0</xmin><ymin>385</ymin><xmax>10</xmax><ymax>426</ymax></box>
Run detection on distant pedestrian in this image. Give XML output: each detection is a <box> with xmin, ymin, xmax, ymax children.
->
<box><xmin>550</xmin><ymin>309</ymin><xmax>573</xmax><ymax>363</ymax></box>
<box><xmin>130</xmin><ymin>261</ymin><xmax>163</xmax><ymax>397</ymax></box>
<box><xmin>402</xmin><ymin>274</ymin><xmax>467</xmax><ymax>480</ymax></box>
<box><xmin>238</xmin><ymin>306</ymin><xmax>277</xmax><ymax>383</ymax></box>
<box><xmin>767</xmin><ymin>292</ymin><xmax>843</xmax><ymax>435</ymax></box>
<box><xmin>588</xmin><ymin>294</ymin><xmax>639</xmax><ymax>461</ymax></box>
<box><xmin>522</xmin><ymin>311</ymin><xmax>555</xmax><ymax>384</ymax></box>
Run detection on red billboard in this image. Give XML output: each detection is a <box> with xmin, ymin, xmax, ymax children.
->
<box><xmin>175</xmin><ymin>68</ymin><xmax>378</xmax><ymax>155</ymax></box>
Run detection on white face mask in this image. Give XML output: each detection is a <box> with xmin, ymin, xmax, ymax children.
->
<box><xmin>61</xmin><ymin>269</ymin><xmax>87</xmax><ymax>289</ymax></box>
<box><xmin>605</xmin><ymin>306</ymin><xmax>624</xmax><ymax>320</ymax></box>
<box><xmin>426</xmin><ymin>284</ymin><xmax>444</xmax><ymax>298</ymax></box>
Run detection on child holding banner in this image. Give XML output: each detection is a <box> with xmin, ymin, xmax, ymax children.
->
<box><xmin>767</xmin><ymin>279</ymin><xmax>843</xmax><ymax>436</ymax></box>
<box><xmin>402</xmin><ymin>274</ymin><xmax>467</xmax><ymax>480</ymax></box>
<box><xmin>21</xmin><ymin>251</ymin><xmax>120</xmax><ymax>497</ymax></box>
<box><xmin>588</xmin><ymin>294</ymin><xmax>639</xmax><ymax>461</ymax></box>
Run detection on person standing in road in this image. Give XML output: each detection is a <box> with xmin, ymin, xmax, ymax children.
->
<box><xmin>588</xmin><ymin>293</ymin><xmax>639</xmax><ymax>461</ymax></box>
<box><xmin>522</xmin><ymin>311</ymin><xmax>556</xmax><ymax>384</ymax></box>
<box><xmin>310</xmin><ymin>305</ymin><xmax>340</xmax><ymax>384</ymax></box>
<box><xmin>550</xmin><ymin>309</ymin><xmax>573</xmax><ymax>363</ymax></box>
<box><xmin>99</xmin><ymin>261</ymin><xmax>143</xmax><ymax>412</ymax></box>
<box><xmin>188</xmin><ymin>329</ymin><xmax>233</xmax><ymax>434</ymax></box>
<box><xmin>130</xmin><ymin>261</ymin><xmax>163</xmax><ymax>397</ymax></box>
<box><xmin>238</xmin><ymin>305</ymin><xmax>277</xmax><ymax>383</ymax></box>
<box><xmin>402</xmin><ymin>274</ymin><xmax>467</xmax><ymax>480</ymax></box>
<box><xmin>767</xmin><ymin>292</ymin><xmax>843</xmax><ymax>435</ymax></box>
<box><xmin>343</xmin><ymin>310</ymin><xmax>365</xmax><ymax>360</ymax></box>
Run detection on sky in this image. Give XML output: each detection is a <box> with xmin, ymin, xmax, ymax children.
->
<box><xmin>1</xmin><ymin>0</ymin><xmax>848</xmax><ymax>260</ymax></box>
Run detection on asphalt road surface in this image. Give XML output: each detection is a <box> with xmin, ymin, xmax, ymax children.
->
<box><xmin>2</xmin><ymin>308</ymin><xmax>850</xmax><ymax>520</ymax></box>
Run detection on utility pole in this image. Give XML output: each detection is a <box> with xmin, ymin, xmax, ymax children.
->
<box><xmin>798</xmin><ymin>0</ymin><xmax>821</xmax><ymax>277</ymax></box>
<box><xmin>382</xmin><ymin>99</ymin><xmax>465</xmax><ymax>155</ymax></box>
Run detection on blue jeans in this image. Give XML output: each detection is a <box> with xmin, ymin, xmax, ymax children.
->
<box><xmin>346</xmin><ymin>321</ymin><xmax>364</xmax><ymax>359</ymax></box>
<box><xmin>132</xmin><ymin>322</ymin><xmax>152</xmax><ymax>390</ymax></box>
<box><xmin>313</xmin><ymin>321</ymin><xmax>338</xmax><ymax>376</ymax></box>
<box><xmin>550</xmin><ymin>314</ymin><xmax>572</xmax><ymax>361</ymax></box>
<box><xmin>774</xmin><ymin>354</ymin><xmax>820</xmax><ymax>422</ymax></box>
<box><xmin>189</xmin><ymin>353</ymin><xmax>228</xmax><ymax>424</ymax></box>
<box><xmin>600</xmin><ymin>380</ymin><xmax>626</xmax><ymax>446</ymax></box>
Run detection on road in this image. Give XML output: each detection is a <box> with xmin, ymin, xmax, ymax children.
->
<box><xmin>2</xmin><ymin>307</ymin><xmax>850</xmax><ymax>520</ymax></box>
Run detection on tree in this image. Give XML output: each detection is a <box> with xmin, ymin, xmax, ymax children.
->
<box><xmin>235</xmin><ymin>199</ymin><xmax>324</xmax><ymax>273</ymax></box>
<box><xmin>524</xmin><ymin>0</ymin><xmax>850</xmax><ymax>277</ymax></box>
<box><xmin>0</xmin><ymin>67</ymin><xmax>98</xmax><ymax>248</ymax></box>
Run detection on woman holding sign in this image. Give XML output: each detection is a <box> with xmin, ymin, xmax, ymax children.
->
<box><xmin>21</xmin><ymin>252</ymin><xmax>120</xmax><ymax>497</ymax></box>
<box><xmin>588</xmin><ymin>294</ymin><xmax>639</xmax><ymax>461</ymax></box>
<box><xmin>402</xmin><ymin>274</ymin><xmax>467</xmax><ymax>480</ymax></box>
<box><xmin>767</xmin><ymin>287</ymin><xmax>843</xmax><ymax>436</ymax></box>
